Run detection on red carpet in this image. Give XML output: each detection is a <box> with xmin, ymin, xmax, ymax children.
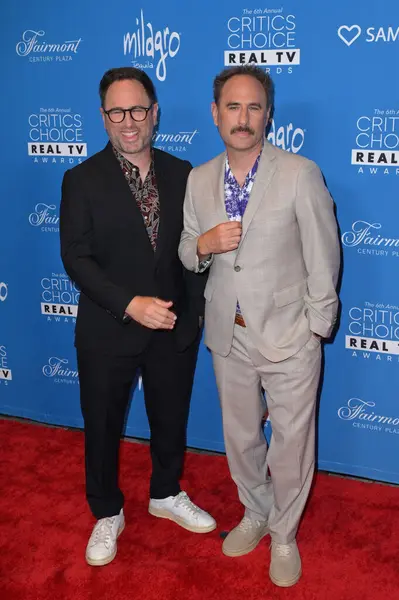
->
<box><xmin>0</xmin><ymin>419</ymin><xmax>398</xmax><ymax>600</ymax></box>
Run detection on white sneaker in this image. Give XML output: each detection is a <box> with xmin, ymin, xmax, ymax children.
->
<box><xmin>85</xmin><ymin>509</ymin><xmax>125</xmax><ymax>566</ymax></box>
<box><xmin>149</xmin><ymin>491</ymin><xmax>216</xmax><ymax>533</ymax></box>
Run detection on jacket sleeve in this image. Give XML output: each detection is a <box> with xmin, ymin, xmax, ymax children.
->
<box><xmin>180</xmin><ymin>162</ymin><xmax>208</xmax><ymax>317</ymax></box>
<box><xmin>59</xmin><ymin>169</ymin><xmax>133</xmax><ymax>322</ymax></box>
<box><xmin>178</xmin><ymin>169</ymin><xmax>213</xmax><ymax>273</ymax></box>
<box><xmin>295</xmin><ymin>163</ymin><xmax>341</xmax><ymax>338</ymax></box>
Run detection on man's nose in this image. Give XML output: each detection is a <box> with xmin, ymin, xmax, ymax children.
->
<box><xmin>238</xmin><ymin>107</ymin><xmax>249</xmax><ymax>126</ymax></box>
<box><xmin>124</xmin><ymin>111</ymin><xmax>135</xmax><ymax>127</ymax></box>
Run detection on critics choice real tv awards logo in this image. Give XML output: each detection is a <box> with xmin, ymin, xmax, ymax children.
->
<box><xmin>337</xmin><ymin>398</ymin><xmax>399</xmax><ymax>436</ymax></box>
<box><xmin>28</xmin><ymin>108</ymin><xmax>87</xmax><ymax>165</ymax></box>
<box><xmin>123</xmin><ymin>9</ymin><xmax>180</xmax><ymax>81</ymax></box>
<box><xmin>16</xmin><ymin>30</ymin><xmax>82</xmax><ymax>62</ymax></box>
<box><xmin>351</xmin><ymin>110</ymin><xmax>399</xmax><ymax>176</ymax></box>
<box><xmin>40</xmin><ymin>274</ymin><xmax>79</xmax><ymax>322</ymax></box>
<box><xmin>42</xmin><ymin>357</ymin><xmax>79</xmax><ymax>385</ymax></box>
<box><xmin>225</xmin><ymin>7</ymin><xmax>300</xmax><ymax>73</ymax></box>
<box><xmin>0</xmin><ymin>345</ymin><xmax>12</xmax><ymax>385</ymax></box>
<box><xmin>344</xmin><ymin>301</ymin><xmax>399</xmax><ymax>365</ymax></box>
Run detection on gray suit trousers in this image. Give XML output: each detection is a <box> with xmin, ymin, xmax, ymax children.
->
<box><xmin>212</xmin><ymin>324</ymin><xmax>321</xmax><ymax>545</ymax></box>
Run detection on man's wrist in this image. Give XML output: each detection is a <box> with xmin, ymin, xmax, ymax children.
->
<box><xmin>124</xmin><ymin>297</ymin><xmax>137</xmax><ymax>322</ymax></box>
<box><xmin>197</xmin><ymin>235</ymin><xmax>210</xmax><ymax>260</ymax></box>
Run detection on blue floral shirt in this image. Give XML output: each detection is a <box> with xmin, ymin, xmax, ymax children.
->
<box><xmin>224</xmin><ymin>152</ymin><xmax>261</xmax><ymax>221</ymax></box>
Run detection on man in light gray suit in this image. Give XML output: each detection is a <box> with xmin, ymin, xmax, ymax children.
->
<box><xmin>179</xmin><ymin>65</ymin><xmax>340</xmax><ymax>587</ymax></box>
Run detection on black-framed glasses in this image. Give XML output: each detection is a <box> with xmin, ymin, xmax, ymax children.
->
<box><xmin>104</xmin><ymin>104</ymin><xmax>153</xmax><ymax>123</ymax></box>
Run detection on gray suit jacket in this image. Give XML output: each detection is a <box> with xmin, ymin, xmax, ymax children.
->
<box><xmin>178</xmin><ymin>141</ymin><xmax>340</xmax><ymax>362</ymax></box>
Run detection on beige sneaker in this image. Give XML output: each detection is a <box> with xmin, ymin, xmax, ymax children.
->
<box><xmin>269</xmin><ymin>540</ymin><xmax>302</xmax><ymax>587</ymax></box>
<box><xmin>222</xmin><ymin>516</ymin><xmax>269</xmax><ymax>557</ymax></box>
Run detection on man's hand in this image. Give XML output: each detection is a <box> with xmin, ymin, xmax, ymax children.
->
<box><xmin>197</xmin><ymin>221</ymin><xmax>242</xmax><ymax>257</ymax></box>
<box><xmin>125</xmin><ymin>297</ymin><xmax>176</xmax><ymax>330</ymax></box>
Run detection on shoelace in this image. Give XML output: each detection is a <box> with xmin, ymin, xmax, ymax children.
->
<box><xmin>90</xmin><ymin>517</ymin><xmax>117</xmax><ymax>548</ymax></box>
<box><xmin>237</xmin><ymin>516</ymin><xmax>264</xmax><ymax>532</ymax></box>
<box><xmin>174</xmin><ymin>492</ymin><xmax>201</xmax><ymax>518</ymax></box>
<box><xmin>237</xmin><ymin>516</ymin><xmax>255</xmax><ymax>532</ymax></box>
<box><xmin>273</xmin><ymin>543</ymin><xmax>292</xmax><ymax>557</ymax></box>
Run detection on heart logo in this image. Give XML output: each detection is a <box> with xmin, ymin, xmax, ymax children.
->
<box><xmin>337</xmin><ymin>24</ymin><xmax>362</xmax><ymax>46</ymax></box>
<box><xmin>0</xmin><ymin>282</ymin><xmax>8</xmax><ymax>302</ymax></box>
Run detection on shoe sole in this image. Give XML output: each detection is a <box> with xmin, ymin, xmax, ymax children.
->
<box><xmin>269</xmin><ymin>568</ymin><xmax>302</xmax><ymax>588</ymax></box>
<box><xmin>148</xmin><ymin>506</ymin><xmax>216</xmax><ymax>533</ymax></box>
<box><xmin>222</xmin><ymin>528</ymin><xmax>269</xmax><ymax>557</ymax></box>
<box><xmin>85</xmin><ymin>522</ymin><xmax>125</xmax><ymax>567</ymax></box>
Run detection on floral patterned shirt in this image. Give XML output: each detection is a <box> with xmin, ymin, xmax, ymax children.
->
<box><xmin>114</xmin><ymin>148</ymin><xmax>160</xmax><ymax>252</ymax></box>
<box><xmin>224</xmin><ymin>152</ymin><xmax>261</xmax><ymax>222</ymax></box>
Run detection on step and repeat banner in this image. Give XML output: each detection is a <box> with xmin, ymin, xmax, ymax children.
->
<box><xmin>1</xmin><ymin>1</ymin><xmax>398</xmax><ymax>482</ymax></box>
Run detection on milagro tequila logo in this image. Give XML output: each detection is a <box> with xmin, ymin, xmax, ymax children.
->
<box><xmin>42</xmin><ymin>357</ymin><xmax>79</xmax><ymax>385</ymax></box>
<box><xmin>267</xmin><ymin>119</ymin><xmax>305</xmax><ymax>153</ymax></box>
<box><xmin>225</xmin><ymin>8</ymin><xmax>300</xmax><ymax>73</ymax></box>
<box><xmin>41</xmin><ymin>273</ymin><xmax>79</xmax><ymax>322</ymax></box>
<box><xmin>341</xmin><ymin>220</ymin><xmax>399</xmax><ymax>258</ymax></box>
<box><xmin>338</xmin><ymin>398</ymin><xmax>399</xmax><ymax>435</ymax></box>
<box><xmin>345</xmin><ymin>301</ymin><xmax>399</xmax><ymax>364</ymax></box>
<box><xmin>28</xmin><ymin>108</ymin><xmax>87</xmax><ymax>164</ymax></box>
<box><xmin>16</xmin><ymin>30</ymin><xmax>82</xmax><ymax>63</ymax></box>
<box><xmin>29</xmin><ymin>203</ymin><xmax>59</xmax><ymax>233</ymax></box>
<box><xmin>123</xmin><ymin>9</ymin><xmax>181</xmax><ymax>81</ymax></box>
<box><xmin>352</xmin><ymin>109</ymin><xmax>399</xmax><ymax>176</ymax></box>
<box><xmin>0</xmin><ymin>345</ymin><xmax>12</xmax><ymax>384</ymax></box>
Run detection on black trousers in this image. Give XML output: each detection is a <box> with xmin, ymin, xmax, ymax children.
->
<box><xmin>77</xmin><ymin>330</ymin><xmax>200</xmax><ymax>519</ymax></box>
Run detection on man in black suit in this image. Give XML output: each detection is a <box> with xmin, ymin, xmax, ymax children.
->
<box><xmin>60</xmin><ymin>67</ymin><xmax>216</xmax><ymax>567</ymax></box>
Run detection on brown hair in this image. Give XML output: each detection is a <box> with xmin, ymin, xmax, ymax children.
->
<box><xmin>213</xmin><ymin>65</ymin><xmax>274</xmax><ymax>111</ymax></box>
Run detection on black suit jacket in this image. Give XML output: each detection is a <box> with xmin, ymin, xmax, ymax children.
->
<box><xmin>60</xmin><ymin>143</ymin><xmax>207</xmax><ymax>355</ymax></box>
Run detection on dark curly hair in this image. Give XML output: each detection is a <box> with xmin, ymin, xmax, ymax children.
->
<box><xmin>99</xmin><ymin>67</ymin><xmax>157</xmax><ymax>107</ymax></box>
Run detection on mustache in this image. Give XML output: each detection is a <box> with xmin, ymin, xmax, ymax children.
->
<box><xmin>230</xmin><ymin>126</ymin><xmax>255</xmax><ymax>135</ymax></box>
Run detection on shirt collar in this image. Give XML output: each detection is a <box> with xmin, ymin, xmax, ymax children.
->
<box><xmin>225</xmin><ymin>147</ymin><xmax>262</xmax><ymax>186</ymax></box>
<box><xmin>113</xmin><ymin>146</ymin><xmax>154</xmax><ymax>182</ymax></box>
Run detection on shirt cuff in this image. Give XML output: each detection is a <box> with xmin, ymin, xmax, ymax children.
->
<box><xmin>197</xmin><ymin>254</ymin><xmax>213</xmax><ymax>273</ymax></box>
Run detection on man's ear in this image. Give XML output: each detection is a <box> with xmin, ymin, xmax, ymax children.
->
<box><xmin>100</xmin><ymin>107</ymin><xmax>106</xmax><ymax>127</ymax></box>
<box><xmin>211</xmin><ymin>101</ymin><xmax>219</xmax><ymax>127</ymax></box>
<box><xmin>152</xmin><ymin>102</ymin><xmax>159</xmax><ymax>126</ymax></box>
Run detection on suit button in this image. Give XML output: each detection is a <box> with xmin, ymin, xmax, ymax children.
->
<box><xmin>234</xmin><ymin>265</ymin><xmax>241</xmax><ymax>272</ymax></box>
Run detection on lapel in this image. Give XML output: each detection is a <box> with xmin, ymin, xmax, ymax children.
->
<box><xmin>97</xmin><ymin>143</ymin><xmax>155</xmax><ymax>257</ymax></box>
<box><xmin>153</xmin><ymin>149</ymin><xmax>172</xmax><ymax>265</ymax></box>
<box><xmin>239</xmin><ymin>141</ymin><xmax>277</xmax><ymax>245</ymax></box>
<box><xmin>98</xmin><ymin>142</ymin><xmax>137</xmax><ymax>208</ymax></box>
<box><xmin>211</xmin><ymin>142</ymin><xmax>277</xmax><ymax>250</ymax></box>
<box><xmin>211</xmin><ymin>152</ymin><xmax>228</xmax><ymax>224</ymax></box>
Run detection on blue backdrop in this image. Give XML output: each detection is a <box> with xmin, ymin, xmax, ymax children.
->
<box><xmin>1</xmin><ymin>1</ymin><xmax>399</xmax><ymax>483</ymax></box>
